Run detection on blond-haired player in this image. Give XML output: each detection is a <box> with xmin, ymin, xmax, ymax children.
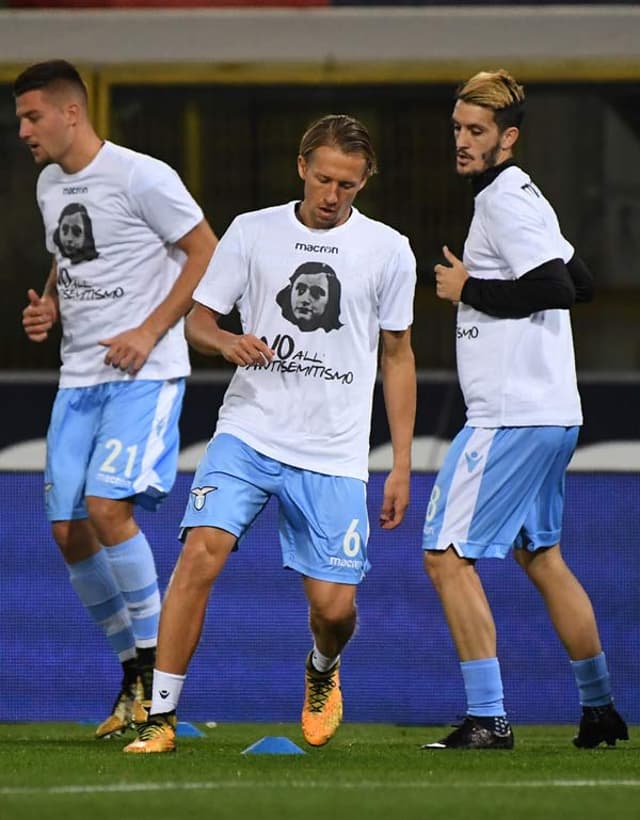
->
<box><xmin>421</xmin><ymin>70</ymin><xmax>628</xmax><ymax>750</ymax></box>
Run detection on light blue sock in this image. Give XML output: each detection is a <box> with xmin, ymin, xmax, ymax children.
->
<box><xmin>104</xmin><ymin>531</ymin><xmax>160</xmax><ymax>649</ymax></box>
<box><xmin>461</xmin><ymin>657</ymin><xmax>506</xmax><ymax>717</ymax></box>
<box><xmin>67</xmin><ymin>551</ymin><xmax>136</xmax><ymax>661</ymax></box>
<box><xmin>571</xmin><ymin>652</ymin><xmax>612</xmax><ymax>707</ymax></box>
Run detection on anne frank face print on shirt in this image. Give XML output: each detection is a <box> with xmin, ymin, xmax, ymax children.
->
<box><xmin>276</xmin><ymin>261</ymin><xmax>343</xmax><ymax>333</ymax></box>
<box><xmin>53</xmin><ymin>202</ymin><xmax>99</xmax><ymax>265</ymax></box>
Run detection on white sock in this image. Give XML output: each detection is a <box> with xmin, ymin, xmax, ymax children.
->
<box><xmin>311</xmin><ymin>645</ymin><xmax>339</xmax><ymax>673</ymax></box>
<box><xmin>150</xmin><ymin>669</ymin><xmax>186</xmax><ymax>716</ymax></box>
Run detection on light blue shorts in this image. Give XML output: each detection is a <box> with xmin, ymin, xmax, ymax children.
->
<box><xmin>422</xmin><ymin>425</ymin><xmax>579</xmax><ymax>559</ymax></box>
<box><xmin>45</xmin><ymin>379</ymin><xmax>185</xmax><ymax>521</ymax></box>
<box><xmin>180</xmin><ymin>433</ymin><xmax>370</xmax><ymax>584</ymax></box>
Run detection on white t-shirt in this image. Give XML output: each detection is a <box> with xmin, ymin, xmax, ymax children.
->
<box><xmin>457</xmin><ymin>165</ymin><xmax>582</xmax><ymax>427</ymax></box>
<box><xmin>193</xmin><ymin>202</ymin><xmax>416</xmax><ymax>480</ymax></box>
<box><xmin>37</xmin><ymin>141</ymin><xmax>204</xmax><ymax>387</ymax></box>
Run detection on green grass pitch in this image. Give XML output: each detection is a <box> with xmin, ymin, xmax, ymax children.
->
<box><xmin>0</xmin><ymin>722</ymin><xmax>637</xmax><ymax>820</ymax></box>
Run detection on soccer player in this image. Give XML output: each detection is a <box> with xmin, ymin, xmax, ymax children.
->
<box><xmin>124</xmin><ymin>113</ymin><xmax>417</xmax><ymax>753</ymax></box>
<box><xmin>421</xmin><ymin>69</ymin><xmax>628</xmax><ymax>750</ymax></box>
<box><xmin>14</xmin><ymin>60</ymin><xmax>217</xmax><ymax>738</ymax></box>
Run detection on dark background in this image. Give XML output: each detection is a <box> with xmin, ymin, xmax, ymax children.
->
<box><xmin>2</xmin><ymin>79</ymin><xmax>640</xmax><ymax>373</ymax></box>
<box><xmin>1</xmin><ymin>377</ymin><xmax>639</xmax><ymax>457</ymax></box>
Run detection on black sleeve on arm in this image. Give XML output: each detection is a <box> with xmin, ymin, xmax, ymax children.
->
<box><xmin>566</xmin><ymin>253</ymin><xmax>594</xmax><ymax>303</ymax></box>
<box><xmin>460</xmin><ymin>257</ymin><xmax>576</xmax><ymax>319</ymax></box>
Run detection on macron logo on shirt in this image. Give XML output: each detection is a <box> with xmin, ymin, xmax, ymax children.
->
<box><xmin>294</xmin><ymin>242</ymin><xmax>338</xmax><ymax>254</ymax></box>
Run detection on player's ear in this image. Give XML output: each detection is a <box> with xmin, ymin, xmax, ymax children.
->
<box><xmin>64</xmin><ymin>100</ymin><xmax>82</xmax><ymax>127</ymax></box>
<box><xmin>297</xmin><ymin>155</ymin><xmax>307</xmax><ymax>181</ymax></box>
<box><xmin>501</xmin><ymin>126</ymin><xmax>519</xmax><ymax>151</ymax></box>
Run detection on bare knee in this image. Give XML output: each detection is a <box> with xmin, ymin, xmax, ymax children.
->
<box><xmin>424</xmin><ymin>547</ymin><xmax>470</xmax><ymax>591</ymax></box>
<box><xmin>304</xmin><ymin>579</ymin><xmax>357</xmax><ymax>630</ymax></box>
<box><xmin>52</xmin><ymin>520</ymin><xmax>72</xmax><ymax>551</ymax></box>
<box><xmin>310</xmin><ymin>598</ymin><xmax>356</xmax><ymax>631</ymax></box>
<box><xmin>85</xmin><ymin>496</ymin><xmax>136</xmax><ymax>545</ymax></box>
<box><xmin>423</xmin><ymin>550</ymin><xmax>443</xmax><ymax>585</ymax></box>
<box><xmin>52</xmin><ymin>519</ymin><xmax>100</xmax><ymax>563</ymax></box>
<box><xmin>515</xmin><ymin>544</ymin><xmax>563</xmax><ymax>584</ymax></box>
<box><xmin>173</xmin><ymin>528</ymin><xmax>236</xmax><ymax>589</ymax></box>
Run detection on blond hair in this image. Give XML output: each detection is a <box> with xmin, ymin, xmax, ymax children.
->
<box><xmin>299</xmin><ymin>114</ymin><xmax>377</xmax><ymax>177</ymax></box>
<box><xmin>457</xmin><ymin>69</ymin><xmax>525</xmax><ymax>131</ymax></box>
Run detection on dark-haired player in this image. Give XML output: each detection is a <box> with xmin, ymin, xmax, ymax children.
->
<box><xmin>15</xmin><ymin>59</ymin><xmax>217</xmax><ymax>738</ymax></box>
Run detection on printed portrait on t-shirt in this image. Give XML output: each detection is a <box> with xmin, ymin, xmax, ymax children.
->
<box><xmin>276</xmin><ymin>261</ymin><xmax>343</xmax><ymax>333</ymax></box>
<box><xmin>53</xmin><ymin>202</ymin><xmax>99</xmax><ymax>265</ymax></box>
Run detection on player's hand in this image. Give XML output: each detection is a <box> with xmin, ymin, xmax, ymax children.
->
<box><xmin>22</xmin><ymin>288</ymin><xmax>57</xmax><ymax>342</ymax></box>
<box><xmin>99</xmin><ymin>326</ymin><xmax>158</xmax><ymax>375</ymax></box>
<box><xmin>379</xmin><ymin>468</ymin><xmax>410</xmax><ymax>530</ymax></box>
<box><xmin>434</xmin><ymin>245</ymin><xmax>469</xmax><ymax>304</ymax></box>
<box><xmin>218</xmin><ymin>333</ymin><xmax>274</xmax><ymax>367</ymax></box>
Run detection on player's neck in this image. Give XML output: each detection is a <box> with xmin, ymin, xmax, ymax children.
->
<box><xmin>58</xmin><ymin>132</ymin><xmax>105</xmax><ymax>175</ymax></box>
<box><xmin>471</xmin><ymin>158</ymin><xmax>517</xmax><ymax>196</ymax></box>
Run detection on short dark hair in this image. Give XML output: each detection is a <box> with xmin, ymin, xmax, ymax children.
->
<box><xmin>457</xmin><ymin>69</ymin><xmax>525</xmax><ymax>132</ymax></box>
<box><xmin>13</xmin><ymin>60</ymin><xmax>88</xmax><ymax>103</ymax></box>
<box><xmin>299</xmin><ymin>114</ymin><xmax>377</xmax><ymax>177</ymax></box>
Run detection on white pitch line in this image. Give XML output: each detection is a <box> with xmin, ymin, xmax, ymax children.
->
<box><xmin>1</xmin><ymin>779</ymin><xmax>640</xmax><ymax>796</ymax></box>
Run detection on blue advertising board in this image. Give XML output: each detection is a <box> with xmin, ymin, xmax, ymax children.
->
<box><xmin>1</xmin><ymin>472</ymin><xmax>638</xmax><ymax>725</ymax></box>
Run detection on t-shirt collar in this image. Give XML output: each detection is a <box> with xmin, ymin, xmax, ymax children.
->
<box><xmin>471</xmin><ymin>159</ymin><xmax>518</xmax><ymax>197</ymax></box>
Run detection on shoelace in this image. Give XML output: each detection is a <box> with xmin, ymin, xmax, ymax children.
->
<box><xmin>307</xmin><ymin>671</ymin><xmax>337</xmax><ymax>712</ymax></box>
<box><xmin>136</xmin><ymin>718</ymin><xmax>172</xmax><ymax>741</ymax></box>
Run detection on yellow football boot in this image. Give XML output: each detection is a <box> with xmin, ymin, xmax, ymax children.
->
<box><xmin>123</xmin><ymin>712</ymin><xmax>177</xmax><ymax>754</ymax></box>
<box><xmin>301</xmin><ymin>653</ymin><xmax>343</xmax><ymax>746</ymax></box>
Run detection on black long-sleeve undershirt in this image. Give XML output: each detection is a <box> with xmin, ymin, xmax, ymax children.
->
<box><xmin>566</xmin><ymin>254</ymin><xmax>594</xmax><ymax>304</ymax></box>
<box><xmin>460</xmin><ymin>254</ymin><xmax>594</xmax><ymax>319</ymax></box>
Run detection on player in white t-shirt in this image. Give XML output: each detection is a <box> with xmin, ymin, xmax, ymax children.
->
<box><xmin>124</xmin><ymin>114</ymin><xmax>417</xmax><ymax>753</ymax></box>
<box><xmin>421</xmin><ymin>70</ymin><xmax>628</xmax><ymax>750</ymax></box>
<box><xmin>14</xmin><ymin>61</ymin><xmax>217</xmax><ymax>738</ymax></box>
